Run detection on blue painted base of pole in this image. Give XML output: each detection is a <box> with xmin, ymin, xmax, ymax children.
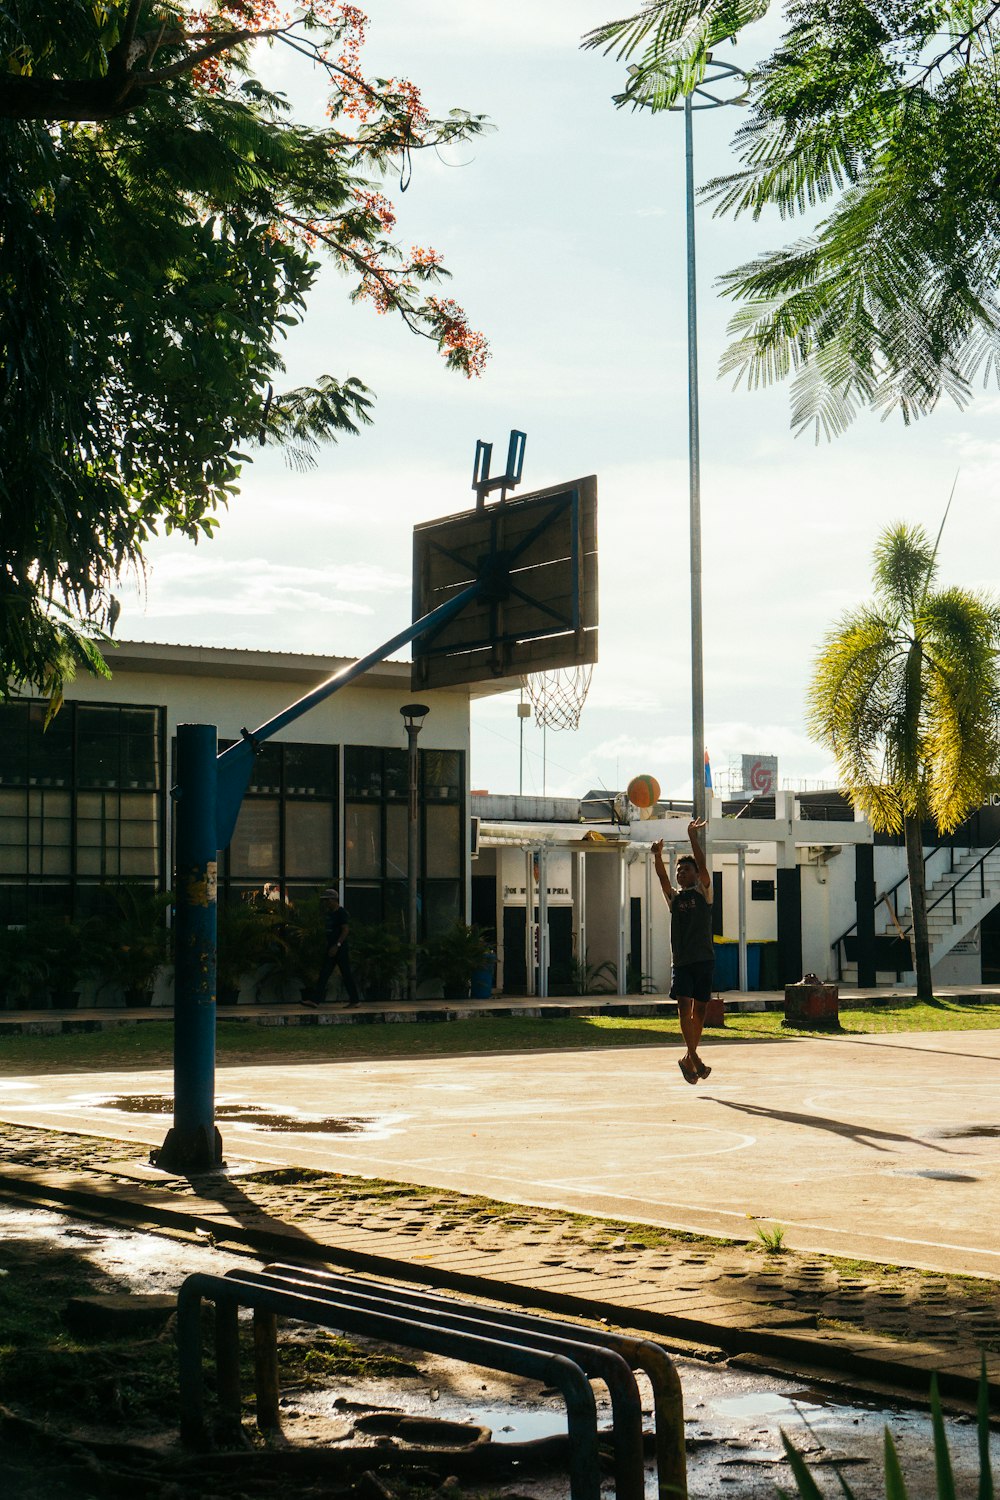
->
<box><xmin>152</xmin><ymin>1123</ymin><xmax>223</xmax><ymax>1175</ymax></box>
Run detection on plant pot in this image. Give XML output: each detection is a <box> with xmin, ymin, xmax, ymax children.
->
<box><xmin>124</xmin><ymin>986</ymin><xmax>155</xmax><ymax>1009</ymax></box>
<box><xmin>443</xmin><ymin>981</ymin><xmax>470</xmax><ymax>1001</ymax></box>
<box><xmin>216</xmin><ymin>984</ymin><xmax>241</xmax><ymax>1007</ymax></box>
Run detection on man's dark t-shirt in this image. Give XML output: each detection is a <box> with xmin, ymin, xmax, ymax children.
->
<box><xmin>670</xmin><ymin>887</ymin><xmax>714</xmax><ymax>966</ymax></box>
<box><xmin>325</xmin><ymin>905</ymin><xmax>349</xmax><ymax>949</ymax></box>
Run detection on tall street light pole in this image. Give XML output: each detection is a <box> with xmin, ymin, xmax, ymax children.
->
<box><xmin>684</xmin><ymin>89</ymin><xmax>705</xmax><ymax>821</ymax></box>
<box><xmin>400</xmin><ymin>703</ymin><xmax>429</xmax><ymax>1001</ymax></box>
<box><xmin>668</xmin><ymin>59</ymin><xmax>747</xmax><ymax>819</ymax></box>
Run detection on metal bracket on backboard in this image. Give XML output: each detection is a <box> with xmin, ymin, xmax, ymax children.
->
<box><xmin>472</xmin><ymin>429</ymin><xmax>526</xmax><ymax>508</ymax></box>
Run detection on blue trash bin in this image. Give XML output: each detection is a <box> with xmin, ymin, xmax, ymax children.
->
<box><xmin>713</xmin><ymin>941</ymin><xmax>760</xmax><ymax>990</ymax></box>
<box><xmin>470</xmin><ymin>956</ymin><xmax>496</xmax><ymax>1000</ymax></box>
<box><xmin>712</xmin><ymin>941</ymin><xmax>738</xmax><ymax>990</ymax></box>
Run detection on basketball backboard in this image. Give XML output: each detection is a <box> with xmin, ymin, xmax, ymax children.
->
<box><xmin>411</xmin><ymin>476</ymin><xmax>598</xmax><ymax>690</ymax></box>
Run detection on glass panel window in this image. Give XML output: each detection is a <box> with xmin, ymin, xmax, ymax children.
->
<box><xmin>29</xmin><ymin>789</ymin><xmax>72</xmax><ymax>876</ymax></box>
<box><xmin>345</xmin><ymin>746</ymin><xmax>382</xmax><ymax>799</ymax></box>
<box><xmin>423</xmin><ymin>881</ymin><xmax>461</xmax><ymax>936</ymax></box>
<box><xmin>0</xmin><ymin>704</ymin><xmax>28</xmax><ymax>786</ymax></box>
<box><xmin>343</xmin><ymin>883</ymin><xmax>381</xmax><ymax>926</ymax></box>
<box><xmin>383</xmin><ymin>749</ymin><xmax>407</xmax><ymax>800</ymax></box>
<box><xmin>77</xmin><ymin>707</ymin><xmax>122</xmax><ymax>788</ymax></box>
<box><xmin>247</xmin><ymin>743</ymin><xmax>282</xmax><ymax>794</ymax></box>
<box><xmin>425</xmin><ymin>803</ymin><xmax>460</xmax><ymax>878</ymax></box>
<box><xmin>345</xmin><ymin>803</ymin><xmax>380</xmax><ymax>879</ymax></box>
<box><xmin>0</xmin><ymin>702</ymin><xmax>163</xmax><ymax>915</ymax></box>
<box><xmin>0</xmin><ymin>789</ymin><xmax>27</xmax><ymax>874</ymax></box>
<box><xmin>29</xmin><ymin>704</ymin><xmax>72</xmax><ymax>787</ymax></box>
<box><xmin>117</xmin><ymin>792</ymin><xmax>159</xmax><ymax>877</ymax></box>
<box><xmin>75</xmin><ymin>791</ymin><xmax>120</xmax><ymax>878</ymax></box>
<box><xmin>230</xmin><ymin>799</ymin><xmax>280</xmax><ymax>879</ymax></box>
<box><xmin>284</xmin><ymin>744</ymin><xmax>335</xmax><ymax>798</ymax></box>
<box><xmin>285</xmin><ymin>801</ymin><xmax>333</xmax><ymax>879</ymax></box>
<box><xmin>382</xmin><ymin>880</ymin><xmax>407</xmax><ymax>931</ymax></box>
<box><xmin>422</xmin><ymin>749</ymin><xmax>460</xmax><ymax>802</ymax></box>
<box><xmin>385</xmin><ymin>804</ymin><xmax>408</xmax><ymax>881</ymax></box>
<box><xmin>120</xmin><ymin>709</ymin><xmax>159</xmax><ymax>789</ymax></box>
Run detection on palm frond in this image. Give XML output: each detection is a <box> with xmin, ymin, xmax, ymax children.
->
<box><xmin>265</xmin><ymin>374</ymin><xmax>374</xmax><ymax>470</ymax></box>
<box><xmin>584</xmin><ymin>0</ymin><xmax>768</xmax><ymax>111</ymax></box>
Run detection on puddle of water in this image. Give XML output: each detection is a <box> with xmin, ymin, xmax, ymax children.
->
<box><xmin>711</xmin><ymin>1391</ymin><xmax>828</xmax><ymax>1422</ymax></box>
<box><xmin>463</xmin><ymin>1405</ymin><xmax>567</xmax><ymax>1444</ymax></box>
<box><xmin>97</xmin><ymin>1095</ymin><xmax>382</xmax><ymax>1134</ymax></box>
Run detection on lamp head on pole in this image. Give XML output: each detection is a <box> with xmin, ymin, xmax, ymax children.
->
<box><xmin>400</xmin><ymin>703</ymin><xmax>430</xmax><ymax>735</ymax></box>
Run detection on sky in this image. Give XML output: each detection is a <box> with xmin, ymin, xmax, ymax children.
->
<box><xmin>118</xmin><ymin>2</ymin><xmax>1000</xmax><ymax>802</ymax></box>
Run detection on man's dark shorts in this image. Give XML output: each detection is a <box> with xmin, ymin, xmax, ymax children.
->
<box><xmin>670</xmin><ymin>960</ymin><xmax>715</xmax><ymax>1006</ymax></box>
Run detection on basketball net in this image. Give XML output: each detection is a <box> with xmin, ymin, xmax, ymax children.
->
<box><xmin>520</xmin><ymin>665</ymin><xmax>593</xmax><ymax>731</ymax></box>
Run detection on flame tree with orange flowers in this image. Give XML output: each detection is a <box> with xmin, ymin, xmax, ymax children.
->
<box><xmin>0</xmin><ymin>2</ymin><xmax>489</xmax><ymax>703</ymax></box>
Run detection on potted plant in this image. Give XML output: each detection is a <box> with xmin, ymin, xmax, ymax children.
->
<box><xmin>0</xmin><ymin>925</ymin><xmax>50</xmax><ymax>1010</ymax></box>
<box><xmin>32</xmin><ymin>917</ymin><xmax>85</xmax><ymax>1009</ymax></box>
<box><xmin>88</xmin><ymin>885</ymin><xmax>172</xmax><ymax>1008</ymax></box>
<box><xmin>216</xmin><ymin>894</ymin><xmax>284</xmax><ymax>1005</ymax></box>
<box><xmin>421</xmin><ymin>922</ymin><xmax>493</xmax><ymax>1001</ymax></box>
<box><xmin>256</xmin><ymin>894</ymin><xmax>323</xmax><ymax>1003</ymax></box>
<box><xmin>350</xmin><ymin>922</ymin><xmax>412</xmax><ymax>1003</ymax></box>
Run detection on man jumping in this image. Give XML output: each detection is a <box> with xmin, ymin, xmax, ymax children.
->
<box><xmin>652</xmin><ymin>820</ymin><xmax>714</xmax><ymax>1085</ymax></box>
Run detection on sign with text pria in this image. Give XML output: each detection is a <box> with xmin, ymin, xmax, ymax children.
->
<box><xmin>742</xmin><ymin>755</ymin><xmax>778</xmax><ymax>796</ymax></box>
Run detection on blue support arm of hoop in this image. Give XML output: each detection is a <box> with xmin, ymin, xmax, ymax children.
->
<box><xmin>214</xmin><ymin>582</ymin><xmax>481</xmax><ymax>848</ymax></box>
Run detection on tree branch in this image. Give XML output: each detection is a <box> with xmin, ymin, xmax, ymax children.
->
<box><xmin>909</xmin><ymin>1</ymin><xmax>1000</xmax><ymax>89</ymax></box>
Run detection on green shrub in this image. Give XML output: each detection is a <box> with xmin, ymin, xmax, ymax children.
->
<box><xmin>216</xmin><ymin>893</ymin><xmax>286</xmax><ymax>1001</ymax></box>
<box><xmin>350</xmin><ymin>921</ymin><xmax>412</xmax><ymax>1001</ymax></box>
<box><xmin>421</xmin><ymin>922</ymin><xmax>493</xmax><ymax>998</ymax></box>
<box><xmin>85</xmin><ymin>885</ymin><xmax>172</xmax><ymax>1003</ymax></box>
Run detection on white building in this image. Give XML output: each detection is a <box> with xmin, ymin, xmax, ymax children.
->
<box><xmin>4</xmin><ymin>640</ymin><xmax>998</xmax><ymax>997</ymax></box>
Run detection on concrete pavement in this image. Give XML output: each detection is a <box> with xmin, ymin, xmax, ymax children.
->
<box><xmin>2</xmin><ymin>1004</ymin><xmax>1000</xmax><ymax>1410</ymax></box>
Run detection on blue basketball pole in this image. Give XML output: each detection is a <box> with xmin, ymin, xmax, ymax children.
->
<box><xmin>152</xmin><ymin>723</ymin><xmax>222</xmax><ymax>1174</ymax></box>
<box><xmin>152</xmin><ymin>586</ymin><xmax>481</xmax><ymax>1174</ymax></box>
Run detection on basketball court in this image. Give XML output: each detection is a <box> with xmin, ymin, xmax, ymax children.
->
<box><xmin>1</xmin><ymin>1026</ymin><xmax>997</xmax><ymax>1279</ymax></box>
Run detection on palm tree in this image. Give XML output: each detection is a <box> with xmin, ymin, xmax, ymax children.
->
<box><xmin>808</xmin><ymin>522</ymin><xmax>1000</xmax><ymax>1000</ymax></box>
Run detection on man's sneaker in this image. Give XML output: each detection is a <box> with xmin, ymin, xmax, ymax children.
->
<box><xmin>696</xmin><ymin>1059</ymin><xmax>712</xmax><ymax>1079</ymax></box>
<box><xmin>678</xmin><ymin>1057</ymin><xmax>698</xmax><ymax>1085</ymax></box>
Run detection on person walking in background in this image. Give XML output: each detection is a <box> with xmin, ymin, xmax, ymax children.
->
<box><xmin>652</xmin><ymin>819</ymin><xmax>714</xmax><ymax>1085</ymax></box>
<box><xmin>303</xmin><ymin>888</ymin><xmax>361</xmax><ymax>1008</ymax></box>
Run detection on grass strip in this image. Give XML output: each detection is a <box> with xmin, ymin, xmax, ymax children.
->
<box><xmin>0</xmin><ymin>998</ymin><xmax>998</xmax><ymax>1075</ymax></box>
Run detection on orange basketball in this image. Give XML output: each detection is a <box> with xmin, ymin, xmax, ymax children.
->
<box><xmin>626</xmin><ymin>774</ymin><xmax>660</xmax><ymax>809</ymax></box>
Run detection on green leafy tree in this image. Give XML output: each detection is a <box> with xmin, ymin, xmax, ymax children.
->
<box><xmin>807</xmin><ymin>520</ymin><xmax>1000</xmax><ymax>1000</ymax></box>
<box><xmin>585</xmin><ymin>1</ymin><xmax>1000</xmax><ymax>439</ymax></box>
<box><xmin>0</xmin><ymin>3</ymin><xmax>488</xmax><ymax>704</ymax></box>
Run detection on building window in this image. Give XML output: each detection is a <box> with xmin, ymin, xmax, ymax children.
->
<box><xmin>0</xmin><ymin>700</ymin><xmax>164</xmax><ymax>921</ymax></box>
<box><xmin>217</xmin><ymin>740</ymin><xmax>339</xmax><ymax>903</ymax></box>
<box><xmin>751</xmin><ymin>879</ymin><xmax>775</xmax><ymax>902</ymax></box>
<box><xmin>341</xmin><ymin>745</ymin><xmax>464</xmax><ymax>931</ymax></box>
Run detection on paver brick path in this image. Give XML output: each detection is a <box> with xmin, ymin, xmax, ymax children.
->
<box><xmin>2</xmin><ymin>1122</ymin><xmax>1000</xmax><ymax>1409</ymax></box>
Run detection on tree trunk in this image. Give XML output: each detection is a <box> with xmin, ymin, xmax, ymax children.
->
<box><xmin>904</xmin><ymin>814</ymin><xmax>934</xmax><ymax>1001</ymax></box>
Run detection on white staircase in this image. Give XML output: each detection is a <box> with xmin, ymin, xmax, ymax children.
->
<box><xmin>836</xmin><ymin>846</ymin><xmax>1000</xmax><ymax>982</ymax></box>
<box><xmin>882</xmin><ymin>848</ymin><xmax>1000</xmax><ymax>972</ymax></box>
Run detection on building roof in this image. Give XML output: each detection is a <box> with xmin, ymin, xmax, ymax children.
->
<box><xmin>106</xmin><ymin>639</ymin><xmax>517</xmax><ymax>699</ymax></box>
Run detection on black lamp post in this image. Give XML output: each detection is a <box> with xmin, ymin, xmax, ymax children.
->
<box><xmin>400</xmin><ymin>704</ymin><xmax>430</xmax><ymax>999</ymax></box>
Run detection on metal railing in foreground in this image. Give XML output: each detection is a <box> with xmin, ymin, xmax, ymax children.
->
<box><xmin>176</xmin><ymin>1263</ymin><xmax>688</xmax><ymax>1500</ymax></box>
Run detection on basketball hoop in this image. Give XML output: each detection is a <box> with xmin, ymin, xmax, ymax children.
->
<box><xmin>520</xmin><ymin>665</ymin><xmax>593</xmax><ymax>731</ymax></box>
